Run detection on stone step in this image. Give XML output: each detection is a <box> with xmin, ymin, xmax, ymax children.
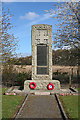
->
<box><xmin>34</xmin><ymin>91</ymin><xmax>50</xmax><ymax>95</ymax></box>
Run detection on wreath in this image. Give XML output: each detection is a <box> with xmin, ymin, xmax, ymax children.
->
<box><xmin>47</xmin><ymin>83</ymin><xmax>54</xmax><ymax>90</ymax></box>
<box><xmin>29</xmin><ymin>82</ymin><xmax>36</xmax><ymax>89</ymax></box>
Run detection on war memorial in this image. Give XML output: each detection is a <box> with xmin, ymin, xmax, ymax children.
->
<box><xmin>24</xmin><ymin>24</ymin><xmax>60</xmax><ymax>92</ymax></box>
<box><xmin>4</xmin><ymin>24</ymin><xmax>77</xmax><ymax>119</ymax></box>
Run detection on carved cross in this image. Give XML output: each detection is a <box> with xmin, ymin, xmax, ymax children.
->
<box><xmin>35</xmin><ymin>30</ymin><xmax>48</xmax><ymax>43</ymax></box>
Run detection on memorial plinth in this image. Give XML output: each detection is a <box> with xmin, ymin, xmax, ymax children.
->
<box><xmin>24</xmin><ymin>24</ymin><xmax>60</xmax><ymax>92</ymax></box>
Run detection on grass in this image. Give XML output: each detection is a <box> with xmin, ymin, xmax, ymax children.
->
<box><xmin>2</xmin><ymin>87</ymin><xmax>25</xmax><ymax>119</ymax></box>
<box><xmin>59</xmin><ymin>95</ymin><xmax>79</xmax><ymax>119</ymax></box>
<box><xmin>2</xmin><ymin>87</ymin><xmax>8</xmax><ymax>94</ymax></box>
<box><xmin>76</xmin><ymin>88</ymin><xmax>80</xmax><ymax>92</ymax></box>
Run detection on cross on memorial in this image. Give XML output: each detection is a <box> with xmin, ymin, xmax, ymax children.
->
<box><xmin>35</xmin><ymin>30</ymin><xmax>49</xmax><ymax>44</ymax></box>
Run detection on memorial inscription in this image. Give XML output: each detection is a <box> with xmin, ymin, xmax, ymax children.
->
<box><xmin>37</xmin><ymin>45</ymin><xmax>48</xmax><ymax>74</ymax></box>
<box><xmin>37</xmin><ymin>45</ymin><xmax>47</xmax><ymax>66</ymax></box>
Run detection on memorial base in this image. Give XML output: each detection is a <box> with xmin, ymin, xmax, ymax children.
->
<box><xmin>24</xmin><ymin>80</ymin><xmax>60</xmax><ymax>92</ymax></box>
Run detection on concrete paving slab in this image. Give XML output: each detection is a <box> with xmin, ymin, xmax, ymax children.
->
<box><xmin>35</xmin><ymin>92</ymin><xmax>50</xmax><ymax>95</ymax></box>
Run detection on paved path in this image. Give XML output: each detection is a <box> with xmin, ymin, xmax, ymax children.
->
<box><xmin>16</xmin><ymin>95</ymin><xmax>62</xmax><ymax>119</ymax></box>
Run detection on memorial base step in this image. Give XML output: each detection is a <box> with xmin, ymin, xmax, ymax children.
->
<box><xmin>24</xmin><ymin>80</ymin><xmax>60</xmax><ymax>92</ymax></box>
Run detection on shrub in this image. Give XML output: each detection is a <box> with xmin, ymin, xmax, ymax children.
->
<box><xmin>27</xmin><ymin>70</ymin><xmax>31</xmax><ymax>80</ymax></box>
<box><xmin>15</xmin><ymin>72</ymin><xmax>28</xmax><ymax>89</ymax></box>
<box><xmin>2</xmin><ymin>65</ymin><xmax>17</xmax><ymax>87</ymax></box>
<box><xmin>53</xmin><ymin>73</ymin><xmax>69</xmax><ymax>83</ymax></box>
<box><xmin>52</xmin><ymin>71</ymin><xmax>79</xmax><ymax>84</ymax></box>
<box><xmin>2</xmin><ymin>65</ymin><xmax>31</xmax><ymax>88</ymax></box>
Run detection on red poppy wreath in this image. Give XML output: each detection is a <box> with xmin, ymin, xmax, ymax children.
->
<box><xmin>47</xmin><ymin>83</ymin><xmax>54</xmax><ymax>90</ymax></box>
<box><xmin>29</xmin><ymin>82</ymin><xmax>36</xmax><ymax>89</ymax></box>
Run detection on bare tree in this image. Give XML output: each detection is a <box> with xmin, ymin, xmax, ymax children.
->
<box><xmin>2</xmin><ymin>7</ymin><xmax>19</xmax><ymax>63</ymax></box>
<box><xmin>45</xmin><ymin>1</ymin><xmax>80</xmax><ymax>49</ymax></box>
<box><xmin>45</xmin><ymin>1</ymin><xmax>80</xmax><ymax>84</ymax></box>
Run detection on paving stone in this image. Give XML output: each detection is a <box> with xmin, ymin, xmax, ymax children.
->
<box><xmin>35</xmin><ymin>92</ymin><xmax>50</xmax><ymax>95</ymax></box>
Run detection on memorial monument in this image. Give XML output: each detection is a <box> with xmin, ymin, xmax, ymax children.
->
<box><xmin>24</xmin><ymin>24</ymin><xmax>60</xmax><ymax>92</ymax></box>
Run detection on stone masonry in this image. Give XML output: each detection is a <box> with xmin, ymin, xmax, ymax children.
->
<box><xmin>24</xmin><ymin>24</ymin><xmax>60</xmax><ymax>92</ymax></box>
<box><xmin>32</xmin><ymin>24</ymin><xmax>52</xmax><ymax>80</ymax></box>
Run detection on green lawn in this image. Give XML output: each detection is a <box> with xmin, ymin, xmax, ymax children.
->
<box><xmin>2</xmin><ymin>87</ymin><xmax>25</xmax><ymax>119</ymax></box>
<box><xmin>2</xmin><ymin>87</ymin><xmax>8</xmax><ymax>94</ymax></box>
<box><xmin>76</xmin><ymin>88</ymin><xmax>80</xmax><ymax>92</ymax></box>
<box><xmin>59</xmin><ymin>95</ymin><xmax>79</xmax><ymax>119</ymax></box>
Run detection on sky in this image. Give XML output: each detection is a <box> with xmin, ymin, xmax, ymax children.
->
<box><xmin>2</xmin><ymin>2</ymin><xmax>61</xmax><ymax>57</ymax></box>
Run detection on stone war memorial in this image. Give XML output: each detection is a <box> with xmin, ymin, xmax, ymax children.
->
<box><xmin>24</xmin><ymin>24</ymin><xmax>60</xmax><ymax>92</ymax></box>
